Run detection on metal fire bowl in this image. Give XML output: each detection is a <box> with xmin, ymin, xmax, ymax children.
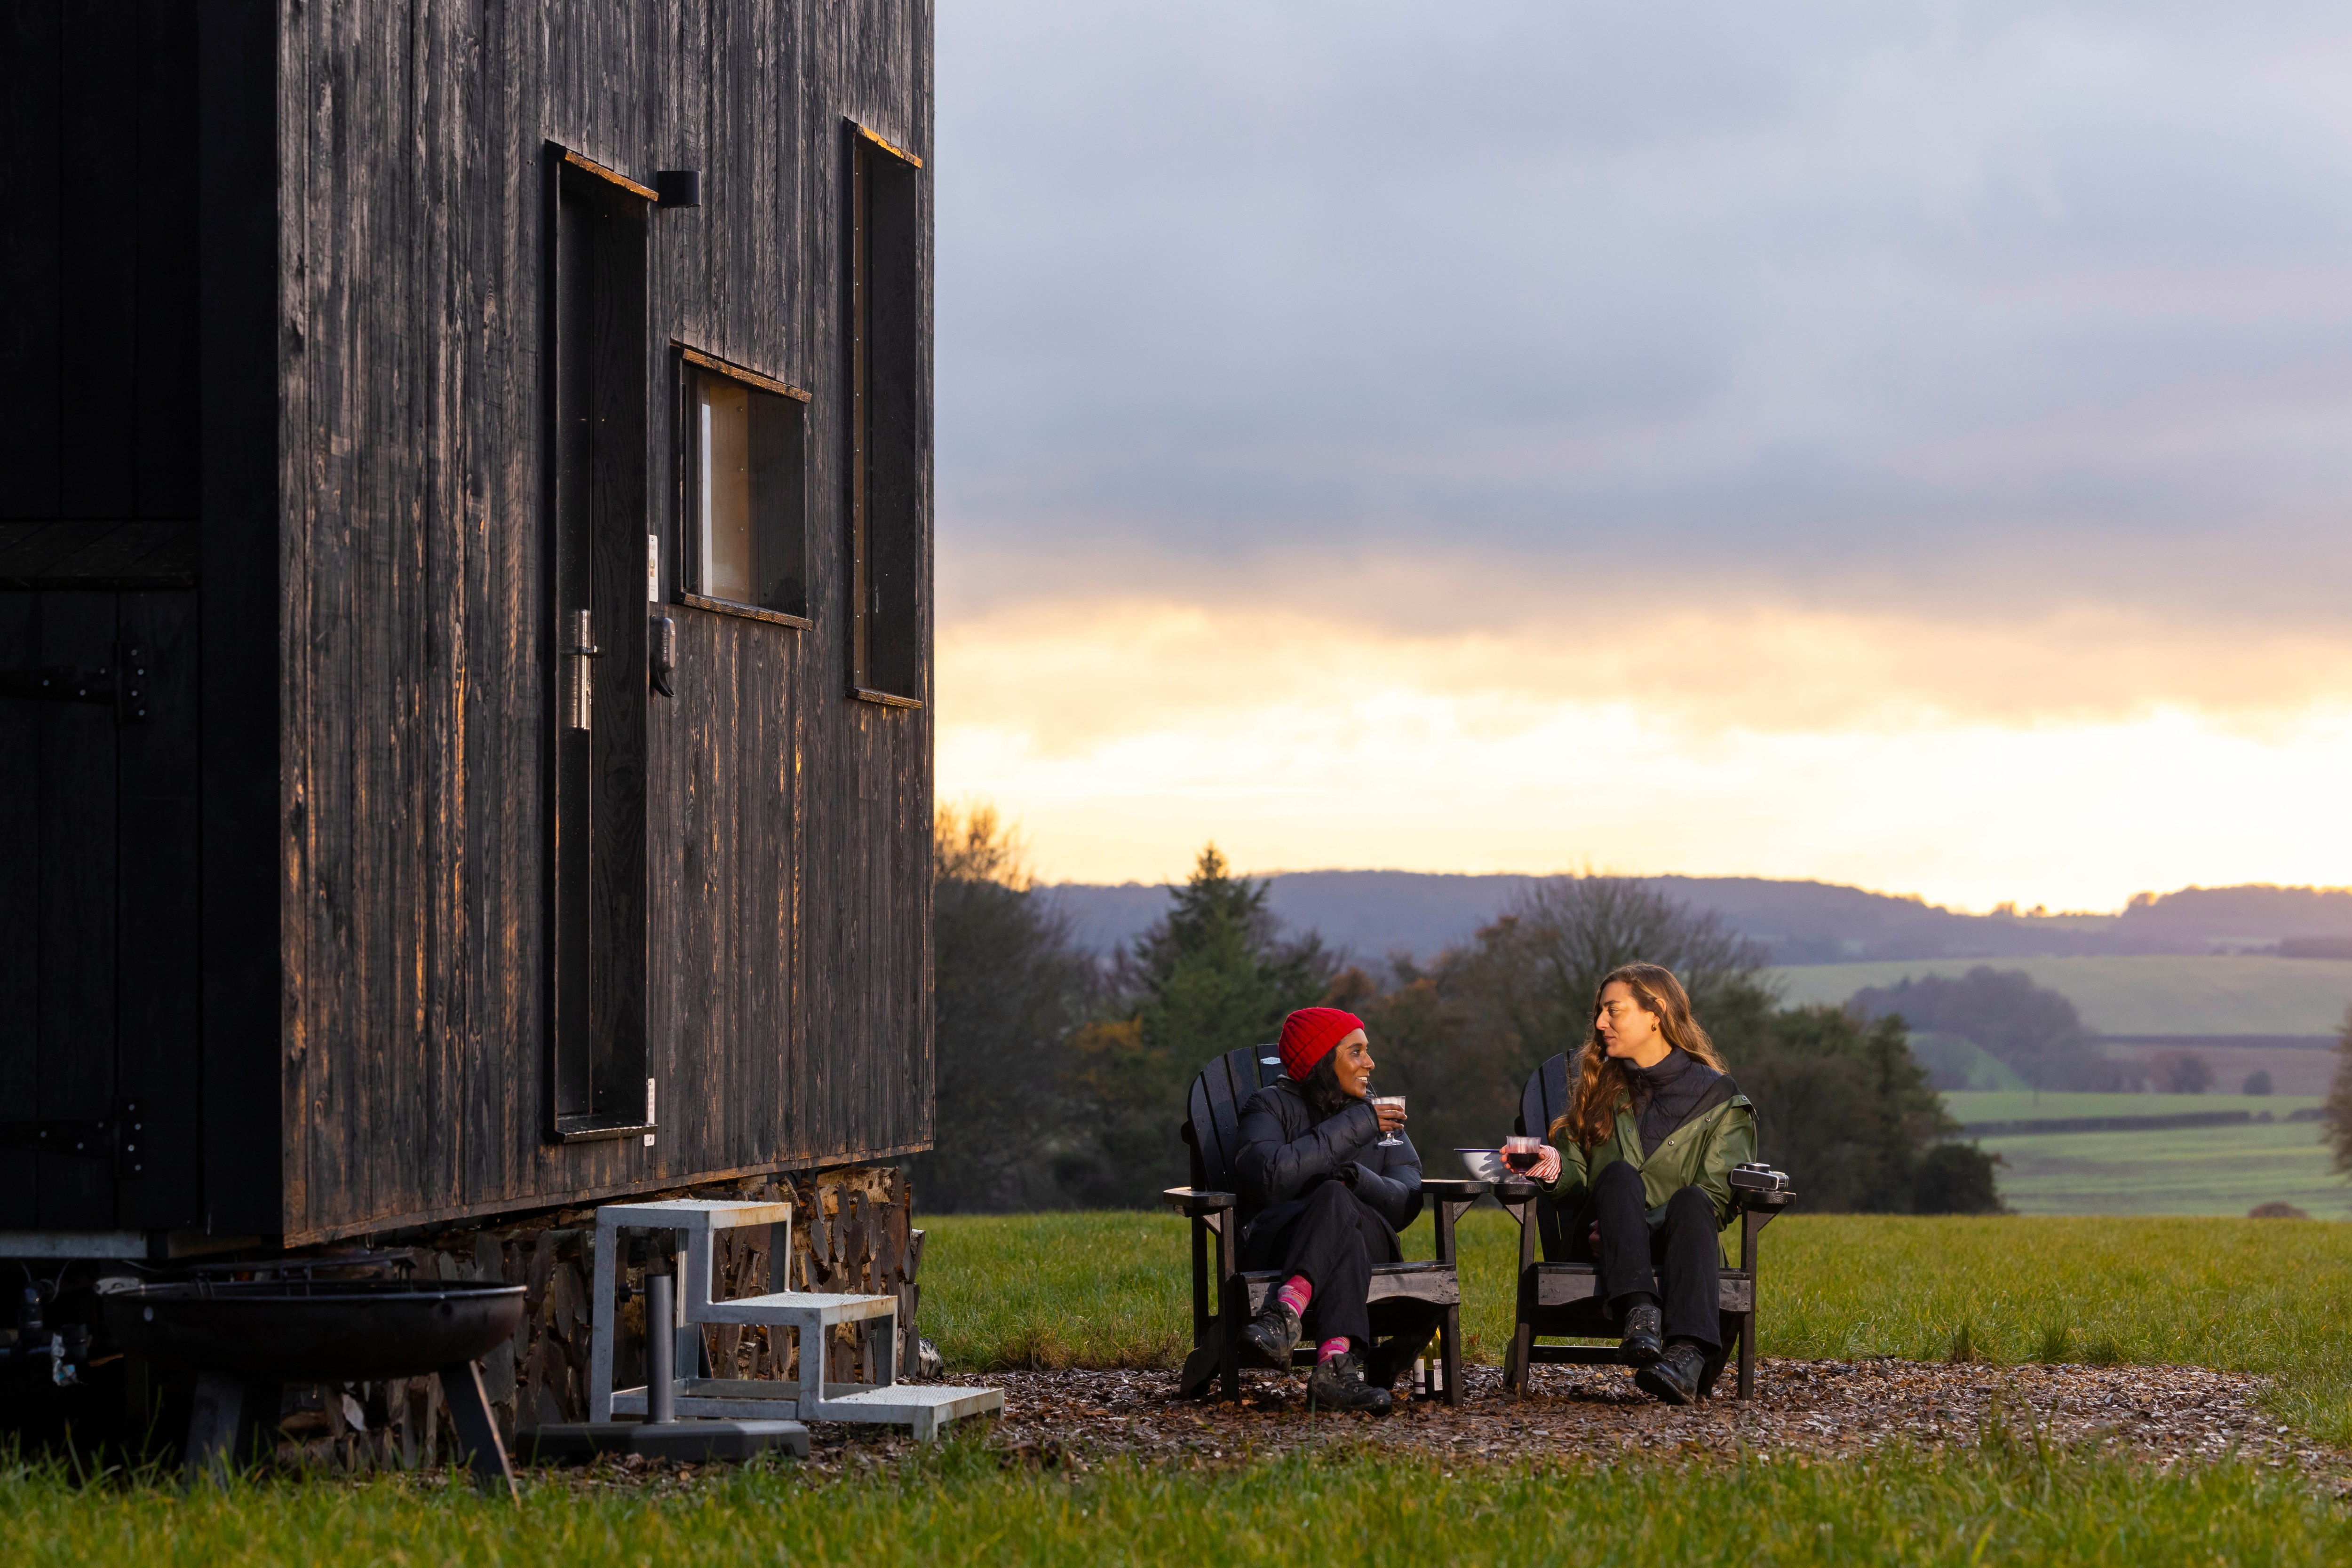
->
<box><xmin>103</xmin><ymin>1280</ymin><xmax>527</xmax><ymax>1381</ymax></box>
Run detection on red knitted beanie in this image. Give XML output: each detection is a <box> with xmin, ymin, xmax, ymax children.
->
<box><xmin>1277</xmin><ymin>1007</ymin><xmax>1364</xmax><ymax>1081</ymax></box>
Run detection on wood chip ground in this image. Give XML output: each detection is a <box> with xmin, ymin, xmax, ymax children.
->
<box><xmin>528</xmin><ymin>1359</ymin><xmax>2349</xmax><ymax>1494</ymax></box>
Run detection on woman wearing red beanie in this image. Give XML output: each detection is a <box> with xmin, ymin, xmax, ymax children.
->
<box><xmin>1231</xmin><ymin>1006</ymin><xmax>1427</xmax><ymax>1414</ymax></box>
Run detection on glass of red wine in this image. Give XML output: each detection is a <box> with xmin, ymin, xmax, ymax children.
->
<box><xmin>1502</xmin><ymin>1134</ymin><xmax>1543</xmax><ymax>1175</ymax></box>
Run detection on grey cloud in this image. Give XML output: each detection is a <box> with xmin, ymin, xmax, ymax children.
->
<box><xmin>936</xmin><ymin>0</ymin><xmax>2352</xmax><ymax>609</ymax></box>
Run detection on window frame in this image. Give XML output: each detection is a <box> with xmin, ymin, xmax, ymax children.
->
<box><xmin>669</xmin><ymin>343</ymin><xmax>814</xmax><ymax>629</ymax></box>
<box><xmin>545</xmin><ymin>142</ymin><xmax>655</xmax><ymax>1145</ymax></box>
<box><xmin>846</xmin><ymin>121</ymin><xmax>927</xmax><ymax>707</ymax></box>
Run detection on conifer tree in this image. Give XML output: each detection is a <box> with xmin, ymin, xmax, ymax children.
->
<box><xmin>1056</xmin><ymin>845</ymin><xmax>1332</xmax><ymax>1206</ymax></box>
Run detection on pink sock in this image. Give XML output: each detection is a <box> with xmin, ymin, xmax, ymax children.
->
<box><xmin>1276</xmin><ymin>1276</ymin><xmax>1312</xmax><ymax>1317</ymax></box>
<box><xmin>1318</xmin><ymin>1337</ymin><xmax>1350</xmax><ymax>1363</ymax></box>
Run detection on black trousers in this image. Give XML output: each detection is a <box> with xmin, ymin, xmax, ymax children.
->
<box><xmin>1239</xmin><ymin>1178</ymin><xmax>1401</xmax><ymax>1349</ymax></box>
<box><xmin>1582</xmin><ymin>1158</ymin><xmax>1722</xmax><ymax>1350</ymax></box>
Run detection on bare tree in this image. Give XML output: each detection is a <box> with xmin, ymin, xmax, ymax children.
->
<box><xmin>1492</xmin><ymin>876</ymin><xmax>1775</xmax><ymax>1059</ymax></box>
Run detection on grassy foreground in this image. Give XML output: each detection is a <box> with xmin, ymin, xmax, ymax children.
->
<box><xmin>6</xmin><ymin>1439</ymin><xmax>2349</xmax><ymax>1567</ymax></box>
<box><xmin>922</xmin><ymin>1210</ymin><xmax>2352</xmax><ymax>1444</ymax></box>
<box><xmin>11</xmin><ymin>1212</ymin><xmax>2352</xmax><ymax>1563</ymax></box>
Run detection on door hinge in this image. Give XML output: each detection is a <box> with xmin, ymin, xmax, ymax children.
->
<box><xmin>0</xmin><ymin>643</ymin><xmax>151</xmax><ymax>725</ymax></box>
<box><xmin>0</xmin><ymin>1099</ymin><xmax>149</xmax><ymax>1178</ymax></box>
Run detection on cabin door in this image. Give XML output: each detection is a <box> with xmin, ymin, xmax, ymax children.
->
<box><xmin>0</xmin><ymin>587</ymin><xmax>202</xmax><ymax>1231</ymax></box>
<box><xmin>548</xmin><ymin>155</ymin><xmax>652</xmax><ymax>1139</ymax></box>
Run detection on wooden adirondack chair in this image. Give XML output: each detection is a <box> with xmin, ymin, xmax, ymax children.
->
<box><xmin>1163</xmin><ymin>1045</ymin><xmax>1489</xmax><ymax>1405</ymax></box>
<box><xmin>1498</xmin><ymin>1052</ymin><xmax>1794</xmax><ymax>1399</ymax></box>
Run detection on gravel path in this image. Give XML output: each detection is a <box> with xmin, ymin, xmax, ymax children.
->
<box><xmin>547</xmin><ymin>1358</ymin><xmax>2344</xmax><ymax>1491</ymax></box>
<box><xmin>961</xmin><ymin>1360</ymin><xmax>2335</xmax><ymax>1473</ymax></box>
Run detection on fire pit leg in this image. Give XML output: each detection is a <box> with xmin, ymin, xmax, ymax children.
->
<box><xmin>437</xmin><ymin>1361</ymin><xmax>518</xmax><ymax>1500</ymax></box>
<box><xmin>183</xmin><ymin>1371</ymin><xmax>282</xmax><ymax>1484</ymax></box>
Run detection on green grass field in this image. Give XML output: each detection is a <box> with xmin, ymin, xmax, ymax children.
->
<box><xmin>1768</xmin><ymin>954</ymin><xmax>2352</xmax><ymax>1037</ymax></box>
<box><xmin>13</xmin><ymin>1212</ymin><xmax>2352</xmax><ymax>1564</ymax></box>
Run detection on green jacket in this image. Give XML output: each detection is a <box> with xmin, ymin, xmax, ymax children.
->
<box><xmin>1546</xmin><ymin>1086</ymin><xmax>1757</xmax><ymax>1265</ymax></box>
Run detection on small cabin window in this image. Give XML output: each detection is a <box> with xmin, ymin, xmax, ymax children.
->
<box><xmin>680</xmin><ymin>352</ymin><xmax>809</xmax><ymax>621</ymax></box>
<box><xmin>848</xmin><ymin>125</ymin><xmax>925</xmax><ymax>702</ymax></box>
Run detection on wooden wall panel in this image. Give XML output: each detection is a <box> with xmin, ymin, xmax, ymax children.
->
<box><xmin>135</xmin><ymin>0</ymin><xmax>201</xmax><ymax>518</ymax></box>
<box><xmin>33</xmin><ymin>594</ymin><xmax>119</xmax><ymax>1228</ymax></box>
<box><xmin>0</xmin><ymin>593</ymin><xmax>39</xmax><ymax>1227</ymax></box>
<box><xmin>56</xmin><ymin>4</ymin><xmax>137</xmax><ymax>522</ymax></box>
<box><xmin>1</xmin><ymin>2</ymin><xmax>208</xmax><ymax>1237</ymax></box>
<box><xmin>113</xmin><ymin>591</ymin><xmax>202</xmax><ymax>1229</ymax></box>
<box><xmin>0</xmin><ymin>0</ymin><xmax>63</xmax><ymax>519</ymax></box>
<box><xmin>199</xmin><ymin>0</ymin><xmax>287</xmax><ymax>1238</ymax></box>
<box><xmin>280</xmin><ymin>0</ymin><xmax>933</xmax><ymax>1243</ymax></box>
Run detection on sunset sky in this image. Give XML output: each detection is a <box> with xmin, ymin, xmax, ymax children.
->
<box><xmin>930</xmin><ymin>0</ymin><xmax>2352</xmax><ymax>912</ymax></box>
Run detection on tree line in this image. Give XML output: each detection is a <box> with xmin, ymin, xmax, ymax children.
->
<box><xmin>908</xmin><ymin>807</ymin><xmax>2001</xmax><ymax>1216</ymax></box>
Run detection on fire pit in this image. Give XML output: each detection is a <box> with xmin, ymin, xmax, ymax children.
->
<box><xmin>105</xmin><ymin>1278</ymin><xmax>526</xmax><ymax>1493</ymax></box>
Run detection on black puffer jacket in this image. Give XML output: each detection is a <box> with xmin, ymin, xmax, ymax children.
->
<box><xmin>1234</xmin><ymin>1078</ymin><xmax>1423</xmax><ymax>1241</ymax></box>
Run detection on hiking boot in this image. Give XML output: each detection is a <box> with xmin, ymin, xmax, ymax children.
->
<box><xmin>1634</xmin><ymin>1340</ymin><xmax>1709</xmax><ymax>1405</ymax></box>
<box><xmin>1617</xmin><ymin>1300</ymin><xmax>1663</xmax><ymax>1367</ymax></box>
<box><xmin>1240</xmin><ymin>1301</ymin><xmax>1301</xmax><ymax>1368</ymax></box>
<box><xmin>1306</xmin><ymin>1352</ymin><xmax>1393</xmax><ymax>1415</ymax></box>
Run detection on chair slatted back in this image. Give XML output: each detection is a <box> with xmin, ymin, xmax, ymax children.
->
<box><xmin>1514</xmin><ymin>1052</ymin><xmax>1575</xmax><ymax>1142</ymax></box>
<box><xmin>1185</xmin><ymin>1045</ymin><xmax>1283</xmax><ymax>1191</ymax></box>
<box><xmin>1516</xmin><ymin>1052</ymin><xmax>1577</xmax><ymax>1261</ymax></box>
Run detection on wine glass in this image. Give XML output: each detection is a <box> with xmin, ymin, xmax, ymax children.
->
<box><xmin>1371</xmin><ymin>1094</ymin><xmax>1406</xmax><ymax>1148</ymax></box>
<box><xmin>1502</xmin><ymin>1134</ymin><xmax>1543</xmax><ymax>1175</ymax></box>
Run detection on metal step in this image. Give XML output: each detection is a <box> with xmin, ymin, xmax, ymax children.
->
<box><xmin>811</xmin><ymin>1383</ymin><xmax>1005</xmax><ymax>1441</ymax></box>
<box><xmin>690</xmin><ymin>1289</ymin><xmax>898</xmax><ymax>1327</ymax></box>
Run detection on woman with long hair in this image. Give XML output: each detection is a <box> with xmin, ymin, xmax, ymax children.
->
<box><xmin>1519</xmin><ymin>962</ymin><xmax>1756</xmax><ymax>1403</ymax></box>
<box><xmin>1230</xmin><ymin>1006</ymin><xmax>1428</xmax><ymax>1415</ymax></box>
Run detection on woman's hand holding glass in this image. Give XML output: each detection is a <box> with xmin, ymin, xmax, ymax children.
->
<box><xmin>1500</xmin><ymin>1135</ymin><xmax>1561</xmax><ymax>1184</ymax></box>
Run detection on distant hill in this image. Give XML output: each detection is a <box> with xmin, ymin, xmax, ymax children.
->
<box><xmin>1041</xmin><ymin>873</ymin><xmax>2352</xmax><ymax>967</ymax></box>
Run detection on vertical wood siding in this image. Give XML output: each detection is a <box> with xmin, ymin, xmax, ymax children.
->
<box><xmin>278</xmin><ymin>0</ymin><xmax>933</xmax><ymax>1243</ymax></box>
<box><xmin>0</xmin><ymin>1</ymin><xmax>205</xmax><ymax>1232</ymax></box>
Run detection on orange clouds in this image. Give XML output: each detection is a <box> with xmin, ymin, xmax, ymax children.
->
<box><xmin>934</xmin><ymin>589</ymin><xmax>2352</xmax><ymax>910</ymax></box>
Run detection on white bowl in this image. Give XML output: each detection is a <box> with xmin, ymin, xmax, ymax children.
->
<box><xmin>1455</xmin><ymin>1148</ymin><xmax>1504</xmax><ymax>1182</ymax></box>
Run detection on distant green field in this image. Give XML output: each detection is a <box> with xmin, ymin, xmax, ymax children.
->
<box><xmin>1972</xmin><ymin>1118</ymin><xmax>2349</xmax><ymax>1220</ymax></box>
<box><xmin>1944</xmin><ymin>1090</ymin><xmax>2321</xmax><ymax>1124</ymax></box>
<box><xmin>1768</xmin><ymin>954</ymin><xmax>2352</xmax><ymax>1036</ymax></box>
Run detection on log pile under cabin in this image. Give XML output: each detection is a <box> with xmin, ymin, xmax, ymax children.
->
<box><xmin>270</xmin><ymin>1166</ymin><xmax>920</xmax><ymax>1473</ymax></box>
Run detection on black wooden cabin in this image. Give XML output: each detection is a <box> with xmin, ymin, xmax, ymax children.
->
<box><xmin>1</xmin><ymin>0</ymin><xmax>935</xmax><ymax>1254</ymax></box>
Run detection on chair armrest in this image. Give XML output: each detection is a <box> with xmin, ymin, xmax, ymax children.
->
<box><xmin>1492</xmin><ymin>1176</ymin><xmax>1540</xmax><ymax>1204</ymax></box>
<box><xmin>1162</xmin><ymin>1187</ymin><xmax>1237</xmax><ymax>1217</ymax></box>
<box><xmin>1736</xmin><ymin>1189</ymin><xmax>1796</xmax><ymax>1212</ymax></box>
<box><xmin>1420</xmin><ymin>1179</ymin><xmax>1491</xmax><ymax>1202</ymax></box>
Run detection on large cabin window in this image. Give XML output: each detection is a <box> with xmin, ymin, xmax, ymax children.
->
<box><xmin>848</xmin><ymin>124</ymin><xmax>925</xmax><ymax>704</ymax></box>
<box><xmin>677</xmin><ymin>349</ymin><xmax>810</xmax><ymax>622</ymax></box>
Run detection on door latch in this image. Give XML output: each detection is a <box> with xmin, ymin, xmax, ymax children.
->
<box><xmin>0</xmin><ymin>1099</ymin><xmax>148</xmax><ymax>1179</ymax></box>
<box><xmin>0</xmin><ymin>643</ymin><xmax>150</xmax><ymax>725</ymax></box>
